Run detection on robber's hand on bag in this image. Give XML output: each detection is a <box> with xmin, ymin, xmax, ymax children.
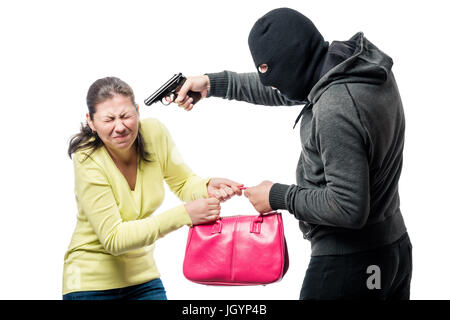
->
<box><xmin>207</xmin><ymin>178</ymin><xmax>243</xmax><ymax>202</ymax></box>
<box><xmin>244</xmin><ymin>180</ymin><xmax>274</xmax><ymax>214</ymax></box>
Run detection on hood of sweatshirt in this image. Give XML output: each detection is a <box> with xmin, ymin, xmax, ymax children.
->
<box><xmin>308</xmin><ymin>32</ymin><xmax>393</xmax><ymax>104</ymax></box>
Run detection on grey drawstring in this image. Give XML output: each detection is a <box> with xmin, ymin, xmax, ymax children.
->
<box><xmin>293</xmin><ymin>100</ymin><xmax>312</xmax><ymax>129</ymax></box>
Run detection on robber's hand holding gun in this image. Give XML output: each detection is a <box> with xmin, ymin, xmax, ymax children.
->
<box><xmin>144</xmin><ymin>73</ymin><xmax>210</xmax><ymax>111</ymax></box>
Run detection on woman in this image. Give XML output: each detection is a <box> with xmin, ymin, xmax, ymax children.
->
<box><xmin>63</xmin><ymin>76</ymin><xmax>242</xmax><ymax>300</ymax></box>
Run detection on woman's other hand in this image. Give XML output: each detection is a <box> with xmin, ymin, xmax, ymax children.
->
<box><xmin>207</xmin><ymin>178</ymin><xmax>243</xmax><ymax>202</ymax></box>
<box><xmin>184</xmin><ymin>198</ymin><xmax>221</xmax><ymax>225</ymax></box>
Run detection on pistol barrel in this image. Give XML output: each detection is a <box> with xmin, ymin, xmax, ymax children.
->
<box><xmin>144</xmin><ymin>73</ymin><xmax>183</xmax><ymax>106</ymax></box>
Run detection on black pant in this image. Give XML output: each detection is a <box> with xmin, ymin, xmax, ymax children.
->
<box><xmin>300</xmin><ymin>232</ymin><xmax>413</xmax><ymax>300</ymax></box>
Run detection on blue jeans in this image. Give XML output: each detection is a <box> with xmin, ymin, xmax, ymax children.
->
<box><xmin>63</xmin><ymin>278</ymin><xmax>167</xmax><ymax>300</ymax></box>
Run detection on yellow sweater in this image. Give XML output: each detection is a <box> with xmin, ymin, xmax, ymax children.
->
<box><xmin>63</xmin><ymin>118</ymin><xmax>209</xmax><ymax>295</ymax></box>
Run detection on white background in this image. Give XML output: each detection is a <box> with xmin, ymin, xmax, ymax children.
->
<box><xmin>0</xmin><ymin>0</ymin><xmax>449</xmax><ymax>300</ymax></box>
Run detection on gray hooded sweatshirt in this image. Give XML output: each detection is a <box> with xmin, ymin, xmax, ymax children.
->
<box><xmin>206</xmin><ymin>32</ymin><xmax>407</xmax><ymax>256</ymax></box>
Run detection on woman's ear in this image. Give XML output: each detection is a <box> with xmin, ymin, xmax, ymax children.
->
<box><xmin>136</xmin><ymin>104</ymin><xmax>140</xmax><ymax>113</ymax></box>
<box><xmin>86</xmin><ymin>113</ymin><xmax>95</xmax><ymax>132</ymax></box>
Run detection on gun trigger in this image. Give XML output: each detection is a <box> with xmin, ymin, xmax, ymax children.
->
<box><xmin>161</xmin><ymin>97</ymin><xmax>171</xmax><ymax>106</ymax></box>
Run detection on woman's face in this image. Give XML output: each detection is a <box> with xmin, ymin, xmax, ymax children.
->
<box><xmin>87</xmin><ymin>94</ymin><xmax>140</xmax><ymax>153</ymax></box>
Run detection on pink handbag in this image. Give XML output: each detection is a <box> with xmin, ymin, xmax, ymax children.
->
<box><xmin>183</xmin><ymin>211</ymin><xmax>289</xmax><ymax>286</ymax></box>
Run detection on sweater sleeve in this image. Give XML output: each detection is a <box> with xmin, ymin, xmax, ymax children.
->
<box><xmin>207</xmin><ymin>71</ymin><xmax>300</xmax><ymax>106</ymax></box>
<box><xmin>269</xmin><ymin>86</ymin><xmax>370</xmax><ymax>229</ymax></box>
<box><xmin>154</xmin><ymin>119</ymin><xmax>210</xmax><ymax>202</ymax></box>
<box><xmin>74</xmin><ymin>152</ymin><xmax>192</xmax><ymax>256</ymax></box>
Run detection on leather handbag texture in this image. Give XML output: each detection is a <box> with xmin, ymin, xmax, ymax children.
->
<box><xmin>183</xmin><ymin>211</ymin><xmax>289</xmax><ymax>286</ymax></box>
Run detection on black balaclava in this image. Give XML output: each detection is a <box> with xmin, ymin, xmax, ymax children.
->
<box><xmin>248</xmin><ymin>8</ymin><xmax>329</xmax><ymax>102</ymax></box>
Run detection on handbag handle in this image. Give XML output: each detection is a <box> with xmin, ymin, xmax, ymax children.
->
<box><xmin>210</xmin><ymin>212</ymin><xmax>277</xmax><ymax>235</ymax></box>
<box><xmin>211</xmin><ymin>220</ymin><xmax>223</xmax><ymax>234</ymax></box>
<box><xmin>250</xmin><ymin>214</ymin><xmax>263</xmax><ymax>234</ymax></box>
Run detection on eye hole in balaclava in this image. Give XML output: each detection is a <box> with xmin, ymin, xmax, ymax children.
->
<box><xmin>248</xmin><ymin>8</ymin><xmax>328</xmax><ymax>102</ymax></box>
<box><xmin>258</xmin><ymin>64</ymin><xmax>269</xmax><ymax>73</ymax></box>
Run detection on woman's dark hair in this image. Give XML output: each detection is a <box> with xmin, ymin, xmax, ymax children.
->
<box><xmin>68</xmin><ymin>77</ymin><xmax>151</xmax><ymax>163</ymax></box>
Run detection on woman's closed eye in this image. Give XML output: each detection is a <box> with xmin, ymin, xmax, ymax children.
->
<box><xmin>103</xmin><ymin>115</ymin><xmax>132</xmax><ymax>122</ymax></box>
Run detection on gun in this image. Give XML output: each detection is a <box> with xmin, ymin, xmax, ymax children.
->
<box><xmin>144</xmin><ymin>73</ymin><xmax>202</xmax><ymax>106</ymax></box>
